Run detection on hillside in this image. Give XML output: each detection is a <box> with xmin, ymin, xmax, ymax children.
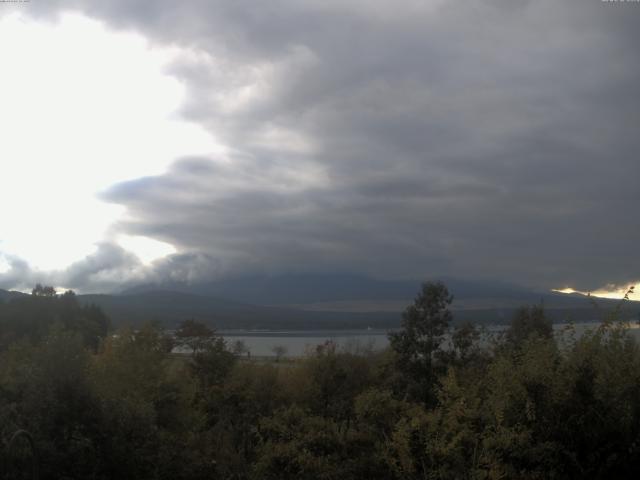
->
<box><xmin>4</xmin><ymin>279</ymin><xmax>639</xmax><ymax>330</ymax></box>
<box><xmin>95</xmin><ymin>275</ymin><xmax>640</xmax><ymax>329</ymax></box>
<box><xmin>78</xmin><ymin>290</ymin><xmax>397</xmax><ymax>329</ymax></box>
<box><xmin>0</xmin><ymin>289</ymin><xmax>27</xmax><ymax>302</ymax></box>
<box><xmin>117</xmin><ymin>274</ymin><xmax>639</xmax><ymax>326</ymax></box>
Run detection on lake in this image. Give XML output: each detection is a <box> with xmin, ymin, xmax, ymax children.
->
<box><xmin>219</xmin><ymin>322</ymin><xmax>640</xmax><ymax>357</ymax></box>
<box><xmin>220</xmin><ymin>329</ymin><xmax>390</xmax><ymax>357</ymax></box>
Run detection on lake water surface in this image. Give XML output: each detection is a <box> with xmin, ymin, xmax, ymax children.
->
<box><xmin>220</xmin><ymin>322</ymin><xmax>640</xmax><ymax>357</ymax></box>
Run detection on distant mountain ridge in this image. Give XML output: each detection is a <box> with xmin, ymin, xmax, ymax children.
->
<box><xmin>121</xmin><ymin>274</ymin><xmax>542</xmax><ymax>305</ymax></box>
<box><xmin>79</xmin><ymin>289</ymin><xmax>398</xmax><ymax>330</ymax></box>
<box><xmin>3</xmin><ymin>275</ymin><xmax>638</xmax><ymax>330</ymax></box>
<box><xmin>120</xmin><ymin>274</ymin><xmax>632</xmax><ymax>310</ymax></box>
<box><xmin>113</xmin><ymin>274</ymin><xmax>639</xmax><ymax>328</ymax></box>
<box><xmin>0</xmin><ymin>289</ymin><xmax>28</xmax><ymax>302</ymax></box>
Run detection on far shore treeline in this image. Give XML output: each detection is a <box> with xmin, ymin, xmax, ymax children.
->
<box><xmin>1</xmin><ymin>282</ymin><xmax>640</xmax><ymax>478</ymax></box>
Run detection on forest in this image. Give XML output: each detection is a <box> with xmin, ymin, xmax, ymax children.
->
<box><xmin>1</xmin><ymin>282</ymin><xmax>640</xmax><ymax>479</ymax></box>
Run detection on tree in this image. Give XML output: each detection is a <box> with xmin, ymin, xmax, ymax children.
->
<box><xmin>172</xmin><ymin>320</ymin><xmax>236</xmax><ymax>391</ymax></box>
<box><xmin>505</xmin><ymin>305</ymin><xmax>552</xmax><ymax>348</ymax></box>
<box><xmin>299</xmin><ymin>341</ymin><xmax>372</xmax><ymax>421</ymax></box>
<box><xmin>190</xmin><ymin>336</ymin><xmax>236</xmax><ymax>389</ymax></box>
<box><xmin>232</xmin><ymin>340</ymin><xmax>250</xmax><ymax>357</ymax></box>
<box><xmin>451</xmin><ymin>321</ymin><xmax>481</xmax><ymax>365</ymax></box>
<box><xmin>174</xmin><ymin>319</ymin><xmax>216</xmax><ymax>355</ymax></box>
<box><xmin>0</xmin><ymin>287</ymin><xmax>109</xmax><ymax>351</ymax></box>
<box><xmin>388</xmin><ymin>281</ymin><xmax>453</xmax><ymax>405</ymax></box>
<box><xmin>272</xmin><ymin>345</ymin><xmax>288</xmax><ymax>362</ymax></box>
<box><xmin>31</xmin><ymin>284</ymin><xmax>56</xmax><ymax>297</ymax></box>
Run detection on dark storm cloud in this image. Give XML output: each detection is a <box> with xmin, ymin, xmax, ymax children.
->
<box><xmin>6</xmin><ymin>0</ymin><xmax>640</xmax><ymax>291</ymax></box>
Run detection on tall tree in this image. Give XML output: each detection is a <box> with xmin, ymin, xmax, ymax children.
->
<box><xmin>389</xmin><ymin>281</ymin><xmax>453</xmax><ymax>405</ymax></box>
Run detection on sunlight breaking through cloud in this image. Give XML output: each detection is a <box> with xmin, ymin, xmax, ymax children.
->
<box><xmin>116</xmin><ymin>235</ymin><xmax>177</xmax><ymax>265</ymax></box>
<box><xmin>0</xmin><ymin>12</ymin><xmax>220</xmax><ymax>271</ymax></box>
<box><xmin>553</xmin><ymin>283</ymin><xmax>639</xmax><ymax>301</ymax></box>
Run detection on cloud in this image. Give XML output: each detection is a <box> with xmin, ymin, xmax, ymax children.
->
<box><xmin>0</xmin><ymin>254</ymin><xmax>36</xmax><ymax>291</ymax></box>
<box><xmin>0</xmin><ymin>244</ymin><xmax>139</xmax><ymax>293</ymax></box>
<box><xmin>3</xmin><ymin>0</ymin><xmax>639</xmax><ymax>292</ymax></box>
<box><xmin>0</xmin><ymin>243</ymin><xmax>221</xmax><ymax>294</ymax></box>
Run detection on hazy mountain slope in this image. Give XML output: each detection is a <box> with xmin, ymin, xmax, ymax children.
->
<box><xmin>121</xmin><ymin>274</ymin><xmax>540</xmax><ymax>305</ymax></box>
<box><xmin>111</xmin><ymin>275</ymin><xmax>640</xmax><ymax>329</ymax></box>
<box><xmin>0</xmin><ymin>289</ymin><xmax>28</xmax><ymax>302</ymax></box>
<box><xmin>4</xmin><ymin>278</ymin><xmax>638</xmax><ymax>331</ymax></box>
<box><xmin>78</xmin><ymin>290</ymin><xmax>398</xmax><ymax>329</ymax></box>
<box><xmin>120</xmin><ymin>273</ymin><xmax>636</xmax><ymax>310</ymax></box>
<box><xmin>78</xmin><ymin>289</ymin><xmax>640</xmax><ymax>329</ymax></box>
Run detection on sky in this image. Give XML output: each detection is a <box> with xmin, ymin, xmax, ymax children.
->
<box><xmin>0</xmin><ymin>0</ymin><xmax>638</xmax><ymax>296</ymax></box>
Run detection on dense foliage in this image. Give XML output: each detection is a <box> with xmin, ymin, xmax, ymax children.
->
<box><xmin>1</xmin><ymin>283</ymin><xmax>640</xmax><ymax>479</ymax></box>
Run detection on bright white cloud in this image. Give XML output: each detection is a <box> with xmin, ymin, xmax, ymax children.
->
<box><xmin>0</xmin><ymin>254</ymin><xmax>10</xmax><ymax>275</ymax></box>
<box><xmin>117</xmin><ymin>235</ymin><xmax>176</xmax><ymax>265</ymax></box>
<box><xmin>0</xmin><ymin>12</ymin><xmax>221</xmax><ymax>270</ymax></box>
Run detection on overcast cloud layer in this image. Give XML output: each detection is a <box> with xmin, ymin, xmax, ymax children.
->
<box><xmin>1</xmin><ymin>0</ymin><xmax>639</xmax><ymax>293</ymax></box>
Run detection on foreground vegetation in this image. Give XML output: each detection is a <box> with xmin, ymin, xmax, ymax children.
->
<box><xmin>1</xmin><ymin>283</ymin><xmax>639</xmax><ymax>479</ymax></box>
